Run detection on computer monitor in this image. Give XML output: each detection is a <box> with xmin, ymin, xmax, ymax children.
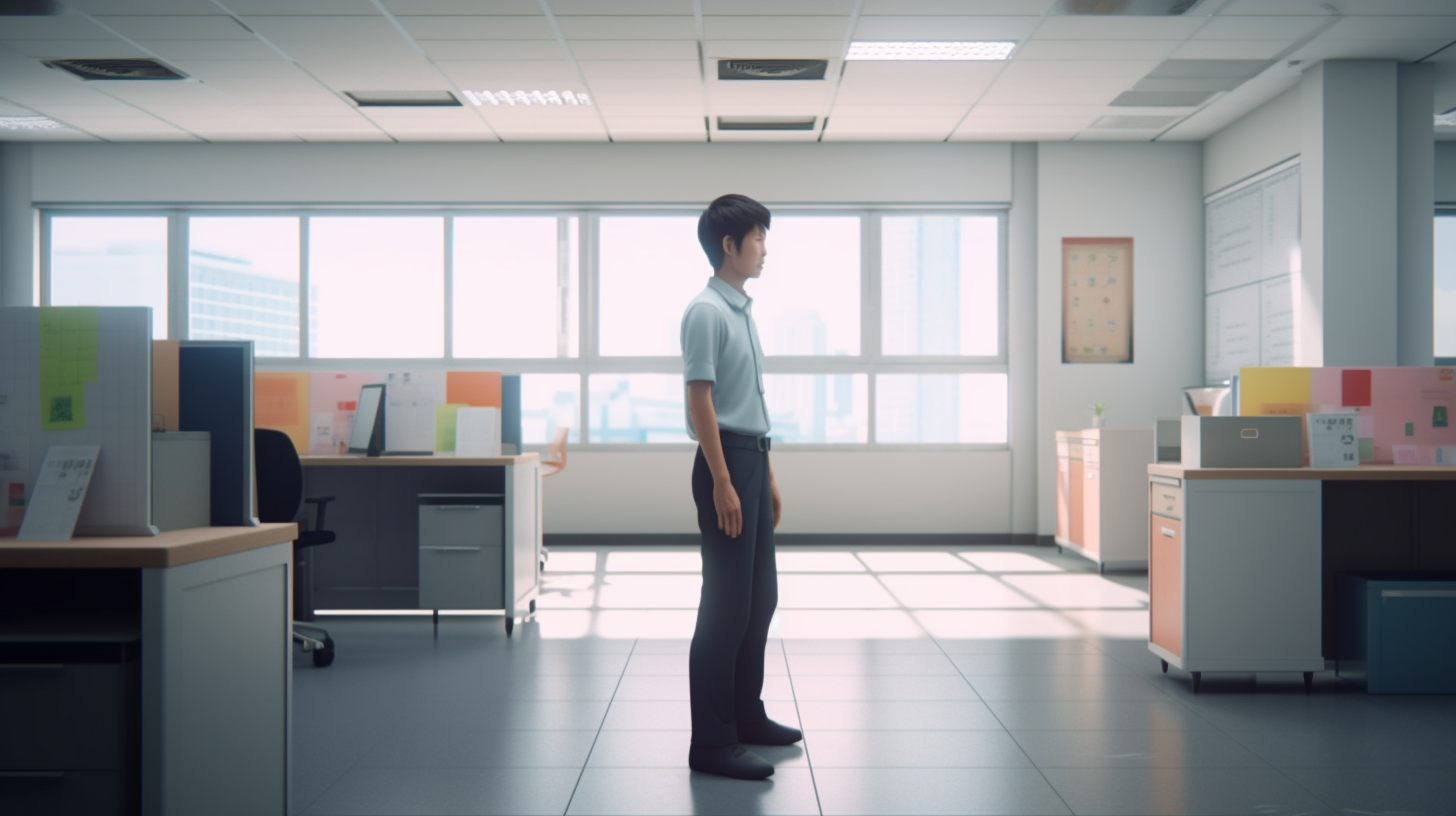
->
<box><xmin>348</xmin><ymin>384</ymin><xmax>385</xmax><ymax>456</ymax></box>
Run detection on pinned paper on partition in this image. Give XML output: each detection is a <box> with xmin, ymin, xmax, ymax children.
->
<box><xmin>455</xmin><ymin>407</ymin><xmax>500</xmax><ymax>456</ymax></box>
<box><xmin>1341</xmin><ymin>369</ymin><xmax>1372</xmax><ymax>407</ymax></box>
<box><xmin>447</xmin><ymin>371</ymin><xmax>502</xmax><ymax>408</ymax></box>
<box><xmin>255</xmin><ymin>372</ymin><xmax>310</xmax><ymax>451</ymax></box>
<box><xmin>1238</xmin><ymin>367</ymin><xmax>1311</xmax><ymax>415</ymax></box>
<box><xmin>435</xmin><ymin>404</ymin><xmax>465</xmax><ymax>452</ymax></box>
<box><xmin>38</xmin><ymin>308</ymin><xmax>99</xmax><ymax>432</ymax></box>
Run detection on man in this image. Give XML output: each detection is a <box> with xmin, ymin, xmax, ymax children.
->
<box><xmin>681</xmin><ymin>193</ymin><xmax>801</xmax><ymax>781</ymax></box>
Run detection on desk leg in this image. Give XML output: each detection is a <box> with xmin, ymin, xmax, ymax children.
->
<box><xmin>141</xmin><ymin>542</ymin><xmax>290</xmax><ymax>816</ymax></box>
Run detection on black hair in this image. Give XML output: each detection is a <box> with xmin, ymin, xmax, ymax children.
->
<box><xmin>697</xmin><ymin>193</ymin><xmax>771</xmax><ymax>272</ymax></box>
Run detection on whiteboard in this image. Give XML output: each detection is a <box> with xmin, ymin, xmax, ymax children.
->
<box><xmin>1204</xmin><ymin>163</ymin><xmax>1300</xmax><ymax>384</ymax></box>
<box><xmin>0</xmin><ymin>307</ymin><xmax>155</xmax><ymax>536</ymax></box>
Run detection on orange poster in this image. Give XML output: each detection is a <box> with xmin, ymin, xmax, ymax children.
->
<box><xmin>1062</xmin><ymin>237</ymin><xmax>1133</xmax><ymax>364</ymax></box>
<box><xmin>255</xmin><ymin>372</ymin><xmax>310</xmax><ymax>452</ymax></box>
<box><xmin>446</xmin><ymin>371</ymin><xmax>502</xmax><ymax>408</ymax></box>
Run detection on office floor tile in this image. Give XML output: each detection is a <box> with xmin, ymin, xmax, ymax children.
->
<box><xmin>796</xmin><ymin>700</ymin><xmax>1003</xmax><ymax>731</ymax></box>
<box><xmin>786</xmin><ymin>653</ymin><xmax>961</xmax><ymax>676</ymax></box>
<box><xmin>967</xmin><ymin>673</ymin><xmax>1170</xmax><ymax>701</ymax></box>
<box><xmin>1039</xmin><ymin>767</ymin><xmax>1337</xmax><ymax>816</ymax></box>
<box><xmin>600</xmin><ymin>699</ymin><xmax>801</xmax><ymax>731</ymax></box>
<box><xmin>1281</xmin><ymin>767</ymin><xmax>1456</xmax><ymax>815</ymax></box>
<box><xmin>950</xmin><ymin>651</ymin><xmax>1137</xmax><ymax>676</ymax></box>
<box><xmin>584</xmin><ymin>729</ymin><xmax>811</xmax><ymax>770</ymax></box>
<box><xmin>805</xmin><ymin>729</ymin><xmax>1035</xmax><ymax>768</ymax></box>
<box><xmin>1225</xmin><ymin>727</ymin><xmax>1456</xmax><ymax>769</ymax></box>
<box><xmin>409</xmin><ymin>698</ymin><xmax>613</xmax><ymax>732</ymax></box>
<box><xmin>566</xmin><ymin>768</ymin><xmax>820</xmax><ymax>816</ymax></box>
<box><xmin>356</xmin><ymin>728</ymin><xmax>599</xmax><ymax>769</ymax></box>
<box><xmin>812</xmin><ymin>768</ymin><xmax>1073</xmax><ymax>816</ymax></box>
<box><xmin>780</xmin><ymin>637</ymin><xmax>943</xmax><ymax>655</ymax></box>
<box><xmin>989</xmin><ymin>700</ymin><xmax>1216</xmax><ymax>731</ymax></box>
<box><xmin>299</xmin><ymin>767</ymin><xmax>582</xmax><ymax>815</ymax></box>
<box><xmin>612</xmin><ymin>671</ymin><xmax>796</xmax><ymax>701</ymax></box>
<box><xmin>934</xmin><ymin>638</ymin><xmax>1107</xmax><ymax>655</ymax></box>
<box><xmin>789</xmin><ymin>673</ymin><xmax>981</xmax><ymax>701</ymax></box>
<box><xmin>1009</xmin><ymin>729</ymin><xmax>1269</xmax><ymax>769</ymax></box>
<box><xmin>624</xmin><ymin>651</ymin><xmax>790</xmax><ymax>676</ymax></box>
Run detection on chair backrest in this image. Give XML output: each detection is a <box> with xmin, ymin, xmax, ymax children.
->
<box><xmin>254</xmin><ymin>428</ymin><xmax>303</xmax><ymax>524</ymax></box>
<box><xmin>543</xmin><ymin>427</ymin><xmax>569</xmax><ymax>477</ymax></box>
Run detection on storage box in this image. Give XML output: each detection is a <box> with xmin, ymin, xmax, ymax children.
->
<box><xmin>152</xmin><ymin>431</ymin><xmax>210</xmax><ymax>532</ymax></box>
<box><xmin>1337</xmin><ymin>572</ymin><xmax>1456</xmax><ymax>694</ymax></box>
<box><xmin>1180</xmin><ymin>416</ymin><xmax>1301</xmax><ymax>468</ymax></box>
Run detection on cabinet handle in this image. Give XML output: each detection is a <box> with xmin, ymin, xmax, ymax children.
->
<box><xmin>1240</xmin><ymin>428</ymin><xmax>1259</xmax><ymax>439</ymax></box>
<box><xmin>421</xmin><ymin>546</ymin><xmax>482</xmax><ymax>552</ymax></box>
<box><xmin>1160</xmin><ymin>527</ymin><xmax>1176</xmax><ymax>538</ymax></box>
<box><xmin>430</xmin><ymin>506</ymin><xmax>483</xmax><ymax>511</ymax></box>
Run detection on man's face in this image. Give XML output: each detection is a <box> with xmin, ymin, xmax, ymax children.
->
<box><xmin>727</xmin><ymin>226</ymin><xmax>768</xmax><ymax>279</ymax></box>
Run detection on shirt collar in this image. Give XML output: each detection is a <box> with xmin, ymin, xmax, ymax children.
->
<box><xmin>707</xmin><ymin>275</ymin><xmax>751</xmax><ymax>311</ymax></box>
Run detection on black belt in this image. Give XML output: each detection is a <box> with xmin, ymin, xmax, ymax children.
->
<box><xmin>719</xmin><ymin>430</ymin><xmax>771</xmax><ymax>452</ymax></box>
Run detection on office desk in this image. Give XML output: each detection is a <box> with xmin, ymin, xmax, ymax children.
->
<box><xmin>1147</xmin><ymin>465</ymin><xmax>1456</xmax><ymax>692</ymax></box>
<box><xmin>0</xmin><ymin>523</ymin><xmax>297</xmax><ymax>816</ymax></box>
<box><xmin>300</xmin><ymin>454</ymin><xmax>541</xmax><ymax>633</ymax></box>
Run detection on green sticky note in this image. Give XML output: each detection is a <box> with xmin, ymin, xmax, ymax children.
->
<box><xmin>1436</xmin><ymin>406</ymin><xmax>1449</xmax><ymax>428</ymax></box>
<box><xmin>1407</xmin><ymin>422</ymin><xmax>1416</xmax><ymax>437</ymax></box>
<box><xmin>1358</xmin><ymin>437</ymin><xmax>1374</xmax><ymax>461</ymax></box>
<box><xmin>435</xmin><ymin>403</ymin><xmax>465</xmax><ymax>452</ymax></box>
<box><xmin>39</xmin><ymin>381</ymin><xmax>85</xmax><ymax>431</ymax></box>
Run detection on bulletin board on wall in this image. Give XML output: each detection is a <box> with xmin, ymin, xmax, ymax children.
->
<box><xmin>1062</xmin><ymin>237</ymin><xmax>1133</xmax><ymax>363</ymax></box>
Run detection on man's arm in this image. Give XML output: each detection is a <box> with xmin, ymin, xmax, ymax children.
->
<box><xmin>687</xmin><ymin>380</ymin><xmax>743</xmax><ymax>538</ymax></box>
<box><xmin>769</xmin><ymin>454</ymin><xmax>781</xmax><ymax>529</ymax></box>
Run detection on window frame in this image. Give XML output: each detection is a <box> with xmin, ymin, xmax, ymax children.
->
<box><xmin>38</xmin><ymin>205</ymin><xmax>1010</xmax><ymax>451</ymax></box>
<box><xmin>1435</xmin><ymin>208</ymin><xmax>1456</xmax><ymax>367</ymax></box>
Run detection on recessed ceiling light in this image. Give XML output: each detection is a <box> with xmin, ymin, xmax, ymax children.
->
<box><xmin>345</xmin><ymin>90</ymin><xmax>461</xmax><ymax>107</ymax></box>
<box><xmin>461</xmin><ymin>90</ymin><xmax>591</xmax><ymax>107</ymax></box>
<box><xmin>846</xmin><ymin>41</ymin><xmax>1015</xmax><ymax>61</ymax></box>
<box><xmin>717</xmin><ymin>116</ymin><xmax>817</xmax><ymax>131</ymax></box>
<box><xmin>0</xmin><ymin>116</ymin><xmax>69</xmax><ymax>131</ymax></box>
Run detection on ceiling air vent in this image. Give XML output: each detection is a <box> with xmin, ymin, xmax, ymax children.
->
<box><xmin>1055</xmin><ymin>0</ymin><xmax>1204</xmax><ymax>14</ymax></box>
<box><xmin>718</xmin><ymin>60</ymin><xmax>828</xmax><ymax>81</ymax></box>
<box><xmin>1090</xmin><ymin>115</ymin><xmax>1181</xmax><ymax>130</ymax></box>
<box><xmin>1111</xmin><ymin>90</ymin><xmax>1214</xmax><ymax>107</ymax></box>
<box><xmin>45</xmin><ymin>58</ymin><xmax>187</xmax><ymax>80</ymax></box>
<box><xmin>717</xmin><ymin>116</ymin><xmax>817</xmax><ymax>131</ymax></box>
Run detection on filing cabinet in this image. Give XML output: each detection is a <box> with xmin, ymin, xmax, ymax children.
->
<box><xmin>418</xmin><ymin>494</ymin><xmax>504</xmax><ymax>613</ymax></box>
<box><xmin>1055</xmin><ymin>428</ymin><xmax>1155</xmax><ymax>571</ymax></box>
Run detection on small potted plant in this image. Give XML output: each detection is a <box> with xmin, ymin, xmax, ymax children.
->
<box><xmin>1091</xmin><ymin>402</ymin><xmax>1106</xmax><ymax>429</ymax></box>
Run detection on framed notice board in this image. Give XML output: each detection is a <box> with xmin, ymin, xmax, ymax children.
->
<box><xmin>1062</xmin><ymin>237</ymin><xmax>1134</xmax><ymax>363</ymax></box>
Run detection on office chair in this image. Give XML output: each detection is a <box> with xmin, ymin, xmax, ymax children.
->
<box><xmin>254</xmin><ymin>427</ymin><xmax>337</xmax><ymax>668</ymax></box>
<box><xmin>538</xmin><ymin>427</ymin><xmax>569</xmax><ymax>571</ymax></box>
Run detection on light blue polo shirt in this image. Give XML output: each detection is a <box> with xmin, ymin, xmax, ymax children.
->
<box><xmin>681</xmin><ymin>276</ymin><xmax>770</xmax><ymax>440</ymax></box>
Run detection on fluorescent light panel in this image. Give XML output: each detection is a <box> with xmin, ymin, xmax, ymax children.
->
<box><xmin>346</xmin><ymin>91</ymin><xmax>460</xmax><ymax>107</ymax></box>
<box><xmin>846</xmin><ymin>41</ymin><xmax>1015</xmax><ymax>61</ymax></box>
<box><xmin>463</xmin><ymin>90</ymin><xmax>591</xmax><ymax>107</ymax></box>
<box><xmin>0</xmin><ymin>116</ymin><xmax>69</xmax><ymax>131</ymax></box>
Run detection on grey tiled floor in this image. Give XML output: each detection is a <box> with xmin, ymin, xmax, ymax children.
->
<box><xmin>292</xmin><ymin>545</ymin><xmax>1455</xmax><ymax>816</ymax></box>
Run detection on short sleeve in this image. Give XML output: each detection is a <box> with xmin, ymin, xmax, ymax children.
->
<box><xmin>681</xmin><ymin>302</ymin><xmax>723</xmax><ymax>383</ymax></box>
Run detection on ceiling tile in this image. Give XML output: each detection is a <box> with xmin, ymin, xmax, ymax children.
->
<box><xmin>1322</xmin><ymin>15</ymin><xmax>1456</xmax><ymax>40</ymax></box>
<box><xmin>138</xmin><ymin>39</ymin><xmax>283</xmax><ymax>59</ymax></box>
<box><xmin>93</xmin><ymin>16</ymin><xmax>255</xmax><ymax>40</ymax></box>
<box><xmin>1170</xmin><ymin>39</ymin><xmax>1291</xmax><ymax>60</ymax></box>
<box><xmin>65</xmin><ymin>0</ymin><xmax>226</xmax><ymax>13</ymax></box>
<box><xmin>830</xmin><ymin>104</ymin><xmax>967</xmax><ymax>119</ymax></box>
<box><xmin>1219</xmin><ymin>0</ymin><xmax>1456</xmax><ymax>13</ymax></box>
<box><xmin>707</xmin><ymin>82</ymin><xmax>832</xmax><ymax>103</ymax></box>
<box><xmin>706</xmin><ymin>103</ymin><xmax>824</xmax><ymax>116</ymax></box>
<box><xmin>1032</xmin><ymin>16</ymin><xmax>1208</xmax><ymax>40</ymax></box>
<box><xmin>593</xmin><ymin>104</ymin><xmax>697</xmax><ymax>116</ymax></box>
<box><xmin>0</xmin><ymin>39</ymin><xmax>152</xmax><ymax>58</ymax></box>
<box><xmin>968</xmin><ymin>104</ymin><xmax>1108</xmax><ymax>118</ymax></box>
<box><xmin>567</xmin><ymin>40</ymin><xmax>699</xmax><ymax>59</ymax></box>
<box><xmin>822</xmin><ymin>117</ymin><xmax>955</xmax><ymax>140</ymax></box>
<box><xmin>1288</xmin><ymin>38</ymin><xmax>1452</xmax><ymax>62</ymax></box>
<box><xmin>1014</xmin><ymin>40</ymin><xmax>1182</xmax><ymax>60</ymax></box>
<box><xmin>711</xmin><ymin>129</ymin><xmax>820</xmax><ymax>142</ymax></box>
<box><xmin>582</xmin><ymin>77</ymin><xmax>702</xmax><ymax>95</ymax></box>
<box><xmin>704</xmin><ymin>16</ymin><xmax>850</xmax><ymax>40</ymax></box>
<box><xmin>171</xmin><ymin>60</ymin><xmax>309</xmax><ymax>79</ymax></box>
<box><xmin>395</xmin><ymin>16</ymin><xmax>555</xmax><ymax>40</ymax></box>
<box><xmin>860</xmin><ymin>0</ymin><xmax>1055</xmax><ymax>13</ymax></box>
<box><xmin>702</xmin><ymin>0</ymin><xmax>855</xmax><ymax>14</ymax></box>
<box><xmin>852</xmin><ymin>15</ymin><xmax>1040</xmax><ymax>40</ymax></box>
<box><xmin>585</xmin><ymin>89</ymin><xmax>704</xmax><ymax>106</ymax></box>
<box><xmin>702</xmin><ymin>40</ymin><xmax>844</xmax><ymax>59</ymax></box>
<box><xmin>548</xmin><ymin>0</ymin><xmax>691</xmax><ymax>13</ymax></box>
<box><xmin>218</xmin><ymin>0</ymin><xmax>379</xmax><ymax>13</ymax></box>
<box><xmin>34</xmin><ymin>103</ymin><xmax>155</xmax><ymax>119</ymax></box>
<box><xmin>557</xmin><ymin>16</ymin><xmax>697</xmax><ymax>40</ymax></box>
<box><xmin>835</xmin><ymin>62</ymin><xmax>1000</xmax><ymax>105</ymax></box>
<box><xmin>603</xmin><ymin>115</ymin><xmax>703</xmax><ymax>132</ymax></box>
<box><xmin>434</xmin><ymin>60</ymin><xmax>584</xmax><ymax>87</ymax></box>
<box><xmin>978</xmin><ymin>78</ymin><xmax>1136</xmax><ymax>106</ymax></box>
<box><xmin>0</xmin><ymin>16</ymin><xmax>118</xmax><ymax>40</ymax></box>
<box><xmin>995</xmin><ymin>59</ymin><xmax>1160</xmax><ymax>82</ymax></box>
<box><xmin>578</xmin><ymin>60</ymin><xmax>701</xmax><ymax>80</ymax></box>
<box><xmin>420</xmin><ymin>40</ymin><xmax>567</xmax><ymax>60</ymax></box>
<box><xmin>240</xmin><ymin>16</ymin><xmax>402</xmax><ymax>43</ymax></box>
<box><xmin>1191</xmin><ymin>15</ymin><xmax>1330</xmax><ymax>40</ymax></box>
<box><xmin>94</xmin><ymin>82</ymin><xmax>242</xmax><ymax>106</ymax></box>
<box><xmin>0</xmin><ymin>129</ymin><xmax>98</xmax><ymax>141</ymax></box>
<box><xmin>382</xmin><ymin>0</ymin><xmax>543</xmax><ymax>13</ymax></box>
<box><xmin>198</xmin><ymin>132</ymin><xmax>303</xmax><ymax>141</ymax></box>
<box><xmin>296</xmin><ymin>131</ymin><xmax>392</xmax><ymax>141</ymax></box>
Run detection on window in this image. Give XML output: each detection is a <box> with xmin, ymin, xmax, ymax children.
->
<box><xmin>49</xmin><ymin>216</ymin><xmax>169</xmax><ymax>338</ymax></box>
<box><xmin>1436</xmin><ymin>214</ymin><xmax>1456</xmax><ymax>362</ymax></box>
<box><xmin>189</xmin><ymin>217</ymin><xmax>300</xmax><ymax>356</ymax></box>
<box><xmin>308</xmin><ymin>217</ymin><xmax>444</xmax><ymax>358</ymax></box>
<box><xmin>40</xmin><ymin>207</ymin><xmax>1008</xmax><ymax>448</ymax></box>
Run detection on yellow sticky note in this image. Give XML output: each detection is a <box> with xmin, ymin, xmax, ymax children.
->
<box><xmin>1239</xmin><ymin>367</ymin><xmax>1312</xmax><ymax>415</ymax></box>
<box><xmin>435</xmin><ymin>404</ymin><xmax>464</xmax><ymax>452</ymax></box>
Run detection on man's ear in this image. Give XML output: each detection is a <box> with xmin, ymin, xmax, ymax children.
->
<box><xmin>721</xmin><ymin>234</ymin><xmax>737</xmax><ymax>257</ymax></box>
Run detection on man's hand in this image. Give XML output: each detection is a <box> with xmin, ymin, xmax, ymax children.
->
<box><xmin>771</xmin><ymin>480</ymin><xmax>782</xmax><ymax>529</ymax></box>
<box><xmin>714</xmin><ymin>478</ymin><xmax>743</xmax><ymax>538</ymax></box>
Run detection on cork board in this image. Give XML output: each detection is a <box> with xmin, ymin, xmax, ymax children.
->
<box><xmin>1062</xmin><ymin>237</ymin><xmax>1133</xmax><ymax>364</ymax></box>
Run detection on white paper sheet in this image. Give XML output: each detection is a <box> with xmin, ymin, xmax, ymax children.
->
<box><xmin>455</xmin><ymin>407</ymin><xmax>500</xmax><ymax>457</ymax></box>
<box><xmin>18</xmin><ymin>445</ymin><xmax>101</xmax><ymax>540</ymax></box>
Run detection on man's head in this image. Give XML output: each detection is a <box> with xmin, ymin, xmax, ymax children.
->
<box><xmin>698</xmin><ymin>194</ymin><xmax>771</xmax><ymax>278</ymax></box>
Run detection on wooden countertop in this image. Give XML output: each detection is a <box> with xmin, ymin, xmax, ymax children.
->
<box><xmin>1149</xmin><ymin>464</ymin><xmax>1456</xmax><ymax>481</ymax></box>
<box><xmin>0</xmin><ymin>523</ymin><xmax>298</xmax><ymax>569</ymax></box>
<box><xmin>301</xmin><ymin>453</ymin><xmax>538</xmax><ymax>467</ymax></box>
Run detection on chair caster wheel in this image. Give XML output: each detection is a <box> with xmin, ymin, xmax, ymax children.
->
<box><xmin>313</xmin><ymin>636</ymin><xmax>335</xmax><ymax>668</ymax></box>
<box><xmin>1161</xmin><ymin>660</ymin><xmax>1168</xmax><ymax>673</ymax></box>
<box><xmin>1191</xmin><ymin>671</ymin><xmax>1202</xmax><ymax>694</ymax></box>
<box><xmin>505</xmin><ymin>616</ymin><xmax>514</xmax><ymax>636</ymax></box>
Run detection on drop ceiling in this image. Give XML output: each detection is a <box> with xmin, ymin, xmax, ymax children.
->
<box><xmin>1</xmin><ymin>0</ymin><xmax>1454</xmax><ymax>144</ymax></box>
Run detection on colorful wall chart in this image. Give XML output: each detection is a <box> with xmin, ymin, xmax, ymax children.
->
<box><xmin>1062</xmin><ymin>237</ymin><xmax>1133</xmax><ymax>363</ymax></box>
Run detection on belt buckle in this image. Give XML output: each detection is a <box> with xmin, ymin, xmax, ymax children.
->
<box><xmin>757</xmin><ymin>436</ymin><xmax>768</xmax><ymax>452</ymax></box>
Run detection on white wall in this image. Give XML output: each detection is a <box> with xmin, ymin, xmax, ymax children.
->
<box><xmin>2</xmin><ymin>139</ymin><xmax>1040</xmax><ymax>537</ymax></box>
<box><xmin>1035</xmin><ymin>143</ymin><xmax>1204</xmax><ymax>536</ymax></box>
<box><xmin>1203</xmin><ymin>87</ymin><xmax>1301</xmax><ymax>196</ymax></box>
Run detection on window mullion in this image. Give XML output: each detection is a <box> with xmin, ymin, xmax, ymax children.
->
<box><xmin>865</xmin><ymin>212</ymin><xmax>881</xmax><ymax>444</ymax></box>
<box><xmin>444</xmin><ymin>216</ymin><xmax>454</xmax><ymax>359</ymax></box>
<box><xmin>169</xmin><ymin>212</ymin><xmax>188</xmax><ymax>340</ymax></box>
<box><xmin>581</xmin><ymin>213</ymin><xmax>598</xmax><ymax>443</ymax></box>
<box><xmin>38</xmin><ymin>211</ymin><xmax>52</xmax><ymax>306</ymax></box>
<box><xmin>299</xmin><ymin>217</ymin><xmax>310</xmax><ymax>359</ymax></box>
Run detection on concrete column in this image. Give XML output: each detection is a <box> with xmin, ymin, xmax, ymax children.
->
<box><xmin>0</xmin><ymin>143</ymin><xmax>36</xmax><ymax>306</ymax></box>
<box><xmin>1300</xmin><ymin>60</ymin><xmax>1399</xmax><ymax>367</ymax></box>
<box><xmin>1008</xmin><ymin>142</ymin><xmax>1038</xmax><ymax>534</ymax></box>
<box><xmin>1397</xmin><ymin>63</ymin><xmax>1435</xmax><ymax>366</ymax></box>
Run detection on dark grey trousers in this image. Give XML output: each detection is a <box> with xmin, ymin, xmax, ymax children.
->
<box><xmin>688</xmin><ymin>435</ymin><xmax>777</xmax><ymax>748</ymax></box>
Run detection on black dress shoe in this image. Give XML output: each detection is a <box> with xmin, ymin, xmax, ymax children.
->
<box><xmin>738</xmin><ymin>718</ymin><xmax>803</xmax><ymax>746</ymax></box>
<box><xmin>688</xmin><ymin>743</ymin><xmax>774</xmax><ymax>780</ymax></box>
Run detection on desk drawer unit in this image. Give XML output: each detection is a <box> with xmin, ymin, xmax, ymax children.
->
<box><xmin>1150</xmin><ymin>480</ymin><xmax>1182</xmax><ymax>520</ymax></box>
<box><xmin>1150</xmin><ymin>515</ymin><xmax>1183</xmax><ymax>658</ymax></box>
<box><xmin>419</xmin><ymin>497</ymin><xmax>503</xmax><ymax>610</ymax></box>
